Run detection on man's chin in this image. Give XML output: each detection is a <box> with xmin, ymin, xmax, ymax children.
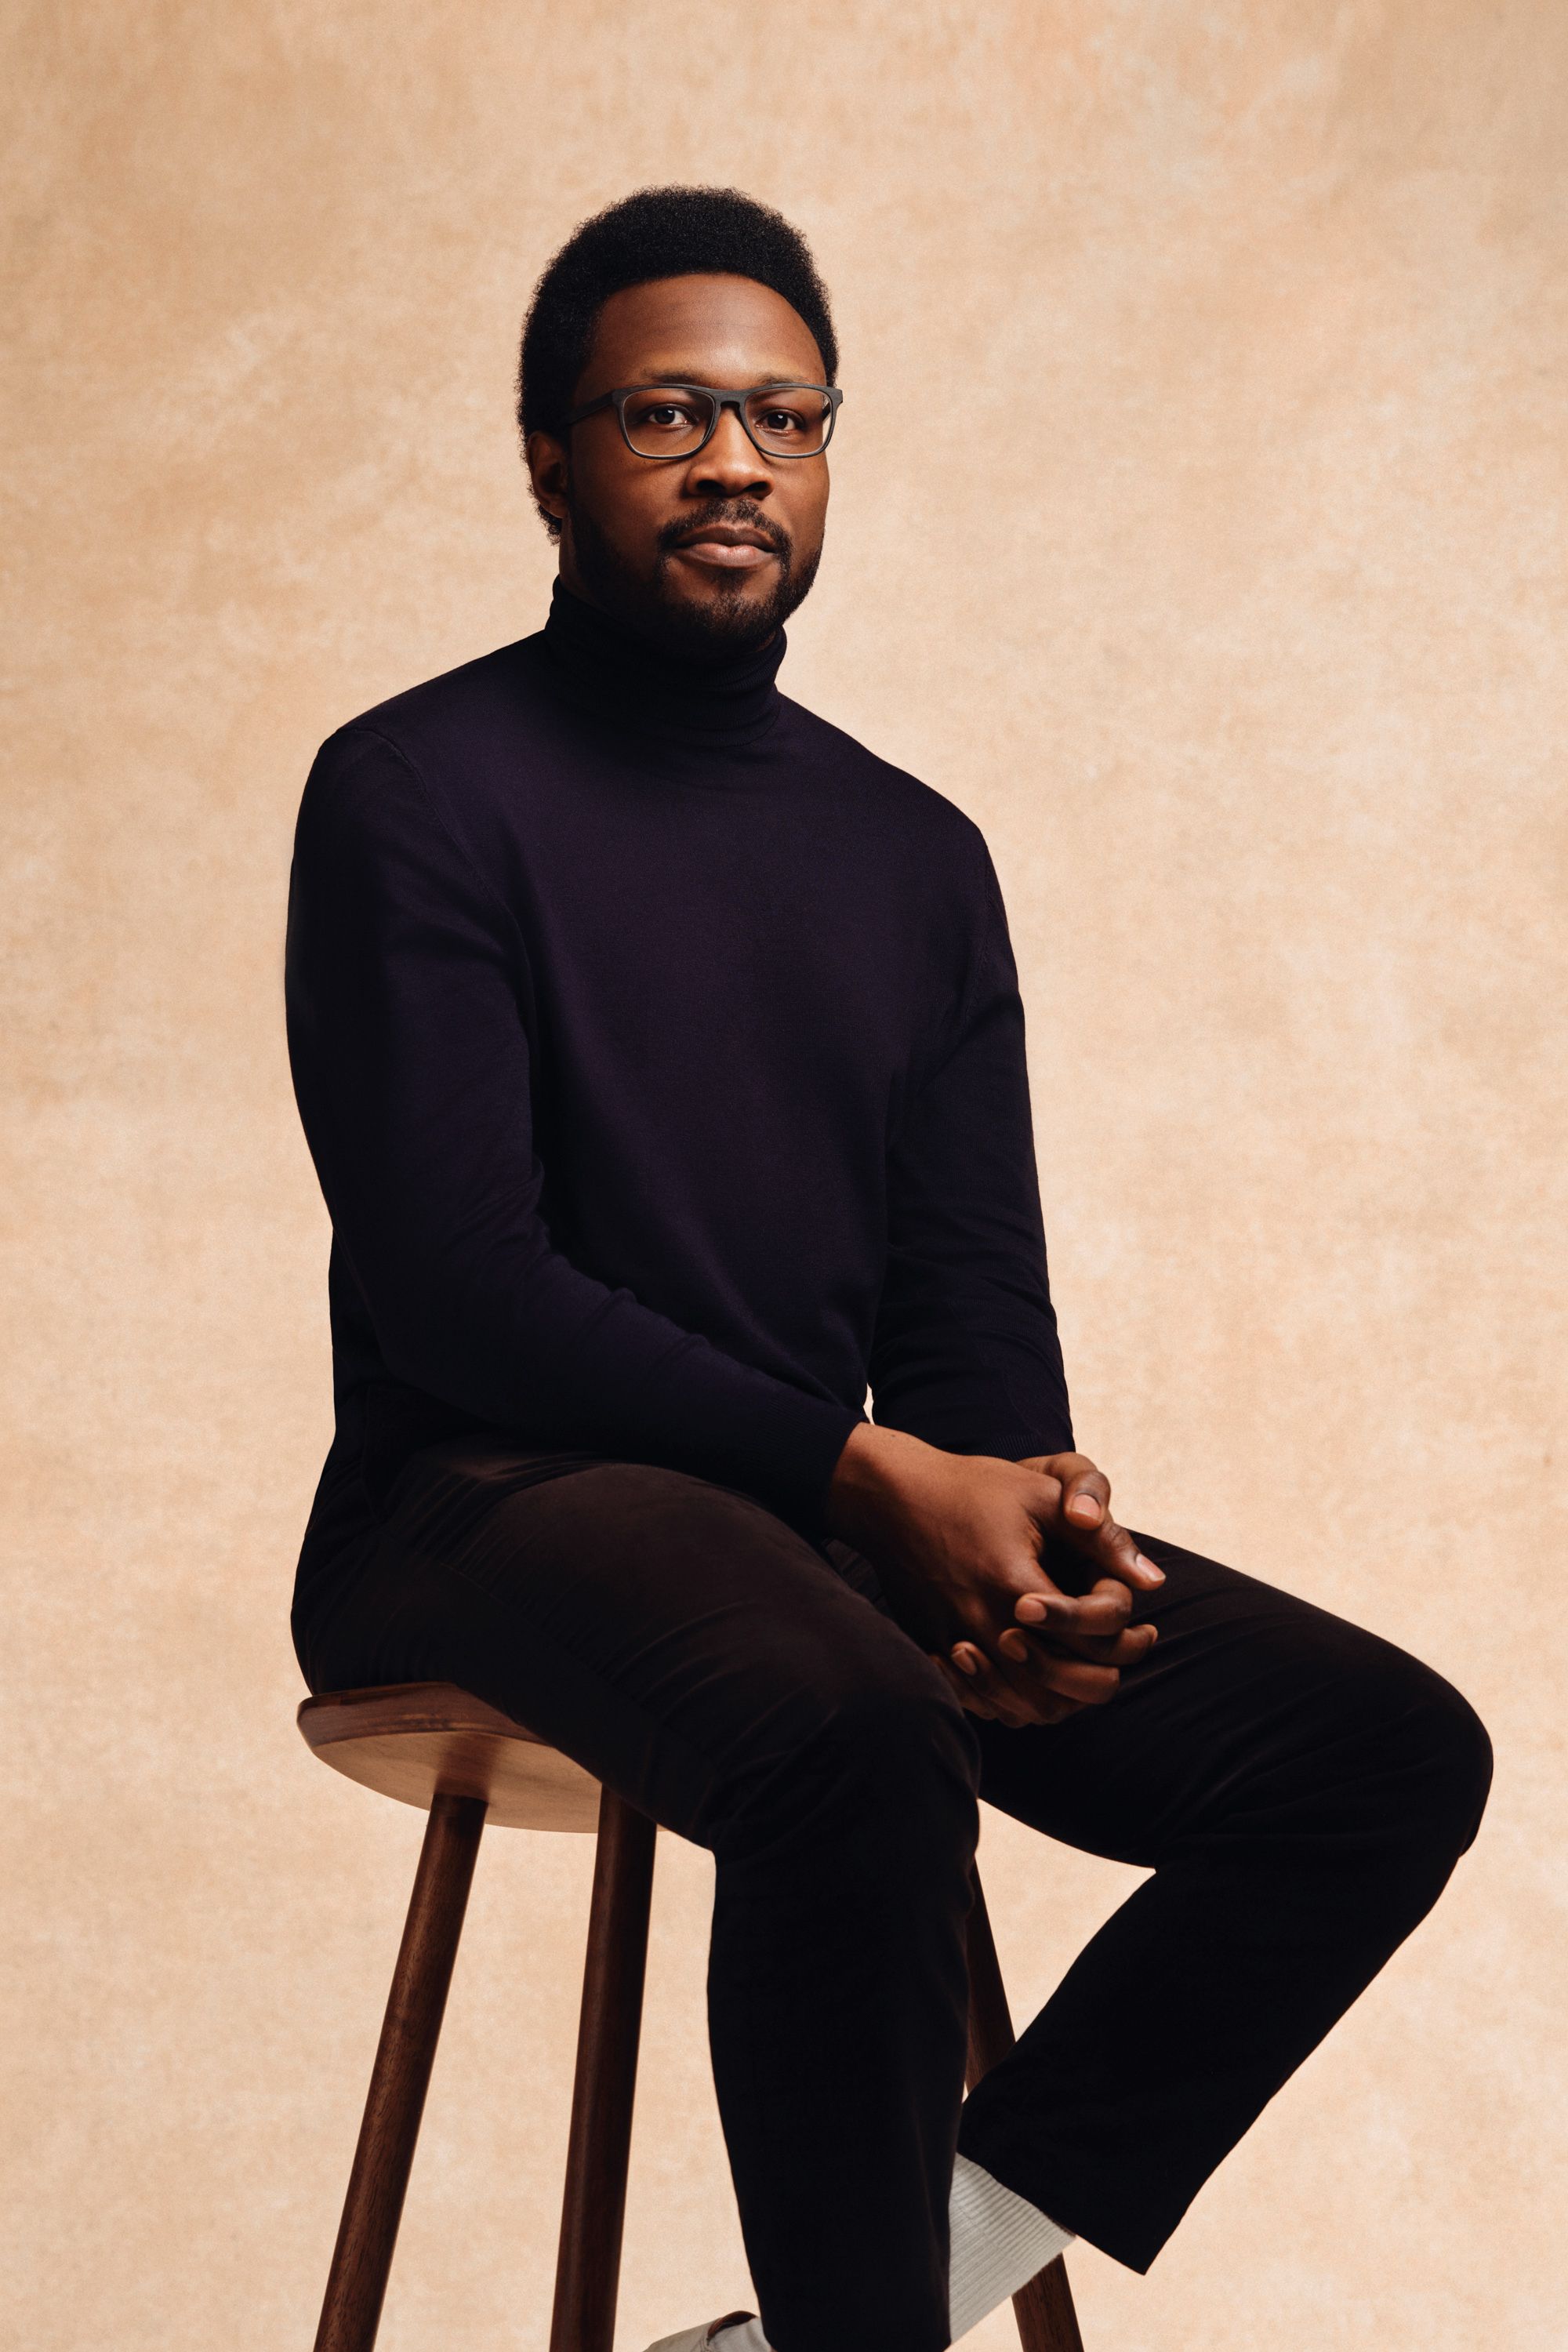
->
<box><xmin>649</xmin><ymin>574</ymin><xmax>792</xmax><ymax>659</ymax></box>
<box><xmin>564</xmin><ymin>509</ymin><xmax>819</xmax><ymax>663</ymax></box>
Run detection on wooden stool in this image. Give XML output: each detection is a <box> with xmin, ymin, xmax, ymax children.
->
<box><xmin>299</xmin><ymin>1681</ymin><xmax>1083</xmax><ymax>2352</ymax></box>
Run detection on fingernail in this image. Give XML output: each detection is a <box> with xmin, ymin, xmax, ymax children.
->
<box><xmin>1135</xmin><ymin>1554</ymin><xmax>1165</xmax><ymax>1582</ymax></box>
<box><xmin>953</xmin><ymin>1648</ymin><xmax>977</xmax><ymax>1675</ymax></box>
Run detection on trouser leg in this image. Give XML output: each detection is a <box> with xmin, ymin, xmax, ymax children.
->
<box><xmin>293</xmin><ymin>1443</ymin><xmax>982</xmax><ymax>2352</ymax></box>
<box><xmin>957</xmin><ymin>1532</ymin><xmax>1493</xmax><ymax>2271</ymax></box>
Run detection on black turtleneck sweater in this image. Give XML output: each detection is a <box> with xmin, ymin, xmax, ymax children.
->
<box><xmin>285</xmin><ymin>585</ymin><xmax>1072</xmax><ymax>1566</ymax></box>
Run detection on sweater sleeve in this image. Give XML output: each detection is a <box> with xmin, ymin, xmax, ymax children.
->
<box><xmin>285</xmin><ymin>725</ymin><xmax>863</xmax><ymax>1530</ymax></box>
<box><xmin>866</xmin><ymin>837</ymin><xmax>1073</xmax><ymax>1459</ymax></box>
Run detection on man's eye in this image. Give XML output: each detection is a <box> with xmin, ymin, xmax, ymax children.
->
<box><xmin>757</xmin><ymin>408</ymin><xmax>803</xmax><ymax>434</ymax></box>
<box><xmin>639</xmin><ymin>401</ymin><xmax>699</xmax><ymax>428</ymax></box>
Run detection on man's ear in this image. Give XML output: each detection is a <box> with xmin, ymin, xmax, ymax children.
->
<box><xmin>524</xmin><ymin>429</ymin><xmax>570</xmax><ymax>528</ymax></box>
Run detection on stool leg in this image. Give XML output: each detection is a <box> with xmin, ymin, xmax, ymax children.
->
<box><xmin>313</xmin><ymin>1791</ymin><xmax>487</xmax><ymax>2352</ymax></box>
<box><xmin>550</xmin><ymin>1788</ymin><xmax>659</xmax><ymax>2352</ymax></box>
<box><xmin>965</xmin><ymin>1868</ymin><xmax>1085</xmax><ymax>2352</ymax></box>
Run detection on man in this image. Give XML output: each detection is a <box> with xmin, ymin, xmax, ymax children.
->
<box><xmin>285</xmin><ymin>187</ymin><xmax>1490</xmax><ymax>2352</ymax></box>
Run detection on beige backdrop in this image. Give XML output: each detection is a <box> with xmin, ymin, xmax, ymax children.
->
<box><xmin>4</xmin><ymin>3</ymin><xmax>1564</xmax><ymax>2348</ymax></box>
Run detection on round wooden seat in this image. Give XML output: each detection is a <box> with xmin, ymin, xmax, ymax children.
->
<box><xmin>297</xmin><ymin>1682</ymin><xmax>601</xmax><ymax>1833</ymax></box>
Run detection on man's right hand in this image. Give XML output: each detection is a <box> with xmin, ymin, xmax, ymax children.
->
<box><xmin>825</xmin><ymin>1423</ymin><xmax>1160</xmax><ymax>1728</ymax></box>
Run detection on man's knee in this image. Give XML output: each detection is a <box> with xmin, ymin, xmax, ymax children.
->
<box><xmin>1330</xmin><ymin>1637</ymin><xmax>1493</xmax><ymax>1866</ymax></box>
<box><xmin>1218</xmin><ymin>1601</ymin><xmax>1492</xmax><ymax>1875</ymax></box>
<box><xmin>1402</xmin><ymin>1667</ymin><xmax>1493</xmax><ymax>1860</ymax></box>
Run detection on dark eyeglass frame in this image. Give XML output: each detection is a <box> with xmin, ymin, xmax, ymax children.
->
<box><xmin>563</xmin><ymin>381</ymin><xmax>844</xmax><ymax>461</ymax></box>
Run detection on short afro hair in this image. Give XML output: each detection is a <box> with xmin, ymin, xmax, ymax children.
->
<box><xmin>517</xmin><ymin>184</ymin><xmax>838</xmax><ymax>451</ymax></box>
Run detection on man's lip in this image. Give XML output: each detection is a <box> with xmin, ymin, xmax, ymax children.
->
<box><xmin>673</xmin><ymin>524</ymin><xmax>777</xmax><ymax>547</ymax></box>
<box><xmin>670</xmin><ymin>536</ymin><xmax>780</xmax><ymax>569</ymax></box>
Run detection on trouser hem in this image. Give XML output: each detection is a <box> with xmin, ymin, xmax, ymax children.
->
<box><xmin>954</xmin><ymin>2113</ymin><xmax>1167</xmax><ymax>2274</ymax></box>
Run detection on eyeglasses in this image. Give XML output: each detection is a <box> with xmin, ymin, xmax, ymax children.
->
<box><xmin>564</xmin><ymin>382</ymin><xmax>844</xmax><ymax>462</ymax></box>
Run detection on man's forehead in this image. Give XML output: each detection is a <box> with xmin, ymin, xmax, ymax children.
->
<box><xmin>618</xmin><ymin>368</ymin><xmax>809</xmax><ymax>389</ymax></box>
<box><xmin>584</xmin><ymin>274</ymin><xmax>825</xmax><ymax>386</ymax></box>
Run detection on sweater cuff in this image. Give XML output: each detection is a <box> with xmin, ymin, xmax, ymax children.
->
<box><xmin>684</xmin><ymin>1384</ymin><xmax>866</xmax><ymax>1540</ymax></box>
<box><xmin>760</xmin><ymin>1394</ymin><xmax>867</xmax><ymax>1539</ymax></box>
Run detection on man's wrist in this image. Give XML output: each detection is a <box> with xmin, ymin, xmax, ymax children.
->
<box><xmin>826</xmin><ymin>1421</ymin><xmax>933</xmax><ymax>1547</ymax></box>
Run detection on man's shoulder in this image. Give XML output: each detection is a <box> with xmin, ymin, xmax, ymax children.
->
<box><xmin>321</xmin><ymin>634</ymin><xmax>548</xmax><ymax>779</ymax></box>
<box><xmin>775</xmin><ymin>692</ymin><xmax>991</xmax><ymax>862</ymax></box>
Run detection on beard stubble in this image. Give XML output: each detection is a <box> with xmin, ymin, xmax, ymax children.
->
<box><xmin>564</xmin><ymin>495</ymin><xmax>823</xmax><ymax>661</ymax></box>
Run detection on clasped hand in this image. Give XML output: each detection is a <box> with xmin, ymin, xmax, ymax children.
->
<box><xmin>826</xmin><ymin>1426</ymin><xmax>1163</xmax><ymax>1728</ymax></box>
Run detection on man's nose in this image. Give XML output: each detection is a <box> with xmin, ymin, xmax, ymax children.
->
<box><xmin>684</xmin><ymin>406</ymin><xmax>771</xmax><ymax>499</ymax></box>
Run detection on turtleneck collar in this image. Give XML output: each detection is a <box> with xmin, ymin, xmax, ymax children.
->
<box><xmin>538</xmin><ymin>579</ymin><xmax>787</xmax><ymax>748</ymax></box>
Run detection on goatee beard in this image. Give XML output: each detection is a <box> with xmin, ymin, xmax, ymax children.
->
<box><xmin>564</xmin><ymin>497</ymin><xmax>822</xmax><ymax>662</ymax></box>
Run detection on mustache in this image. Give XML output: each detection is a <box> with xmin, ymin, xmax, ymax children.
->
<box><xmin>655</xmin><ymin>500</ymin><xmax>791</xmax><ymax>560</ymax></box>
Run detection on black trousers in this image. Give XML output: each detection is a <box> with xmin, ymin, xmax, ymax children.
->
<box><xmin>292</xmin><ymin>1440</ymin><xmax>1490</xmax><ymax>2352</ymax></box>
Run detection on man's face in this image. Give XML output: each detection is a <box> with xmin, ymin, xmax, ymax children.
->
<box><xmin>527</xmin><ymin>273</ymin><xmax>832</xmax><ymax>659</ymax></box>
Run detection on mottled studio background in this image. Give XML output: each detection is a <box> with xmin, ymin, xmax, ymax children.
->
<box><xmin>4</xmin><ymin>4</ymin><xmax>1564</xmax><ymax>2348</ymax></box>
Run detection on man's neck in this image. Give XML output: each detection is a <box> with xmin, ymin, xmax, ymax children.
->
<box><xmin>536</xmin><ymin>579</ymin><xmax>787</xmax><ymax>748</ymax></box>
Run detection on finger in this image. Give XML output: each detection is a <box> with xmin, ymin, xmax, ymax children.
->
<box><xmin>944</xmin><ymin>1646</ymin><xmax>1012</xmax><ymax>1722</ymax></box>
<box><xmin>1022</xmin><ymin>1619</ymin><xmax>1158</xmax><ymax>1667</ymax></box>
<box><xmin>1024</xmin><ymin>1452</ymin><xmax>1106</xmax><ymax>1529</ymax></box>
<box><xmin>984</xmin><ymin>1618</ymin><xmax>1121</xmax><ymax>1702</ymax></box>
<box><xmin>1013</xmin><ymin>1581</ymin><xmax>1134</xmax><ymax>1640</ymax></box>
<box><xmin>1025</xmin><ymin>1457</ymin><xmax>1166</xmax><ymax>1595</ymax></box>
<box><xmin>1069</xmin><ymin>1512</ymin><xmax>1165</xmax><ymax>1593</ymax></box>
<box><xmin>1058</xmin><ymin>1460</ymin><xmax>1112</xmax><ymax>1532</ymax></box>
<box><xmin>949</xmin><ymin>1640</ymin><xmax>1065</xmax><ymax>1728</ymax></box>
<box><xmin>1014</xmin><ymin>1580</ymin><xmax>1154</xmax><ymax>1645</ymax></box>
<box><xmin>931</xmin><ymin>1653</ymin><xmax>1002</xmax><ymax>1719</ymax></box>
<box><xmin>994</xmin><ymin>1629</ymin><xmax>1122</xmax><ymax>1705</ymax></box>
<box><xmin>949</xmin><ymin>1639</ymin><xmax>1006</xmax><ymax>1696</ymax></box>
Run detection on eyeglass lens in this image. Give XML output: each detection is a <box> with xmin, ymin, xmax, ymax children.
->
<box><xmin>622</xmin><ymin>387</ymin><xmax>833</xmax><ymax>458</ymax></box>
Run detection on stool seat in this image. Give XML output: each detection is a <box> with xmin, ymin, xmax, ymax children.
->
<box><xmin>298</xmin><ymin>1682</ymin><xmax>601</xmax><ymax>1833</ymax></box>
